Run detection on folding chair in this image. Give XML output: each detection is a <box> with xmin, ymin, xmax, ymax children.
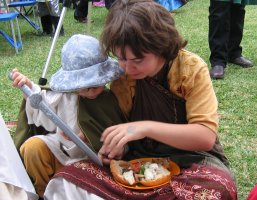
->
<box><xmin>0</xmin><ymin>0</ymin><xmax>22</xmax><ymax>53</ymax></box>
<box><xmin>8</xmin><ymin>0</ymin><xmax>41</xmax><ymax>31</ymax></box>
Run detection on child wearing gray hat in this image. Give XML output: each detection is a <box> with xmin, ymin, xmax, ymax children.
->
<box><xmin>11</xmin><ymin>34</ymin><xmax>125</xmax><ymax>198</ymax></box>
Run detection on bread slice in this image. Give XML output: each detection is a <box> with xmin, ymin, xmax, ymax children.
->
<box><xmin>139</xmin><ymin>163</ymin><xmax>171</xmax><ymax>186</ymax></box>
<box><xmin>110</xmin><ymin>160</ymin><xmax>137</xmax><ymax>186</ymax></box>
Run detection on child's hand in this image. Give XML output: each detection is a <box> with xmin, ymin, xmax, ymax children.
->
<box><xmin>11</xmin><ymin>69</ymin><xmax>33</xmax><ymax>89</ymax></box>
<box><xmin>98</xmin><ymin>145</ymin><xmax>128</xmax><ymax>165</ymax></box>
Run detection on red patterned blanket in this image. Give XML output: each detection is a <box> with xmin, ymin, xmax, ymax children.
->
<box><xmin>54</xmin><ymin>160</ymin><xmax>237</xmax><ymax>200</ymax></box>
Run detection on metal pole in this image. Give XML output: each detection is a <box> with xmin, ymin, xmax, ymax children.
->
<box><xmin>38</xmin><ymin>7</ymin><xmax>67</xmax><ymax>85</ymax></box>
<box><xmin>86</xmin><ymin>0</ymin><xmax>92</xmax><ymax>34</ymax></box>
<box><xmin>39</xmin><ymin>0</ymin><xmax>71</xmax><ymax>85</ymax></box>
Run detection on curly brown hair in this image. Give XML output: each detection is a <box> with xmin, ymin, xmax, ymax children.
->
<box><xmin>100</xmin><ymin>0</ymin><xmax>187</xmax><ymax>62</ymax></box>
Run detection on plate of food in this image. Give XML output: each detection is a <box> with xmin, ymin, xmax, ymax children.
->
<box><xmin>110</xmin><ymin>157</ymin><xmax>180</xmax><ymax>190</ymax></box>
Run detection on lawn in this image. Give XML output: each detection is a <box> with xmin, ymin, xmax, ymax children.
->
<box><xmin>1</xmin><ymin>1</ymin><xmax>257</xmax><ymax>199</ymax></box>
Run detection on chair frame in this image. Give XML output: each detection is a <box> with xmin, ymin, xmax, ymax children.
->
<box><xmin>8</xmin><ymin>0</ymin><xmax>41</xmax><ymax>32</ymax></box>
<box><xmin>0</xmin><ymin>0</ymin><xmax>23</xmax><ymax>53</ymax></box>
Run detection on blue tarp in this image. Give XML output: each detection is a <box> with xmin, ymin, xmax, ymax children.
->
<box><xmin>155</xmin><ymin>0</ymin><xmax>184</xmax><ymax>11</ymax></box>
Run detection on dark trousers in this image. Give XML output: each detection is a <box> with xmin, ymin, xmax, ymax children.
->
<box><xmin>41</xmin><ymin>15</ymin><xmax>64</xmax><ymax>35</ymax></box>
<box><xmin>74</xmin><ymin>0</ymin><xmax>88</xmax><ymax>20</ymax></box>
<box><xmin>41</xmin><ymin>15</ymin><xmax>53</xmax><ymax>34</ymax></box>
<box><xmin>208</xmin><ymin>0</ymin><xmax>245</xmax><ymax>67</ymax></box>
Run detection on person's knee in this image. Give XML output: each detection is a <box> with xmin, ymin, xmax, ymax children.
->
<box><xmin>20</xmin><ymin>137</ymin><xmax>62</xmax><ymax>198</ymax></box>
<box><xmin>20</xmin><ymin>137</ymin><xmax>48</xmax><ymax>162</ymax></box>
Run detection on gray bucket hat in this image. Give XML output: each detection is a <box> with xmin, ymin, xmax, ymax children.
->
<box><xmin>49</xmin><ymin>34</ymin><xmax>124</xmax><ymax>92</ymax></box>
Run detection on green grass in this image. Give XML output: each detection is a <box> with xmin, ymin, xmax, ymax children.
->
<box><xmin>1</xmin><ymin>1</ymin><xmax>257</xmax><ymax>199</ymax></box>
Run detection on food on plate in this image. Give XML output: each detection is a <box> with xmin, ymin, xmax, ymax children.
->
<box><xmin>110</xmin><ymin>158</ymin><xmax>172</xmax><ymax>187</ymax></box>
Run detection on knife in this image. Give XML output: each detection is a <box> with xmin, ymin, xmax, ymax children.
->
<box><xmin>9</xmin><ymin>73</ymin><xmax>103</xmax><ymax>166</ymax></box>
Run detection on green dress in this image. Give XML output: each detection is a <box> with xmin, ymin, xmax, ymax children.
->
<box><xmin>216</xmin><ymin>0</ymin><xmax>257</xmax><ymax>5</ymax></box>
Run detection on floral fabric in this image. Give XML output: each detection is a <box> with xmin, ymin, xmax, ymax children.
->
<box><xmin>54</xmin><ymin>160</ymin><xmax>237</xmax><ymax>200</ymax></box>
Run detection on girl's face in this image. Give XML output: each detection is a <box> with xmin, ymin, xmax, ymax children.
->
<box><xmin>77</xmin><ymin>86</ymin><xmax>105</xmax><ymax>99</ymax></box>
<box><xmin>115</xmin><ymin>47</ymin><xmax>166</xmax><ymax>79</ymax></box>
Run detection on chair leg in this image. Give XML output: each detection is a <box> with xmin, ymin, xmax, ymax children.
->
<box><xmin>87</xmin><ymin>0</ymin><xmax>92</xmax><ymax>34</ymax></box>
<box><xmin>12</xmin><ymin>7</ymin><xmax>41</xmax><ymax>31</ymax></box>
<box><xmin>32</xmin><ymin>5</ymin><xmax>41</xmax><ymax>32</ymax></box>
<box><xmin>10</xmin><ymin>20</ymin><xmax>18</xmax><ymax>54</ymax></box>
<box><xmin>23</xmin><ymin>6</ymin><xmax>33</xmax><ymax>16</ymax></box>
<box><xmin>15</xmin><ymin>17</ymin><xmax>22</xmax><ymax>50</ymax></box>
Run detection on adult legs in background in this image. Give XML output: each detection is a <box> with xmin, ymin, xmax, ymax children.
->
<box><xmin>38</xmin><ymin>0</ymin><xmax>64</xmax><ymax>36</ymax></box>
<box><xmin>74</xmin><ymin>0</ymin><xmax>88</xmax><ymax>23</ymax></box>
<box><xmin>209</xmin><ymin>0</ymin><xmax>253</xmax><ymax>79</ymax></box>
<box><xmin>209</xmin><ymin>0</ymin><xmax>230</xmax><ymax>69</ymax></box>
<box><xmin>227</xmin><ymin>3</ymin><xmax>245</xmax><ymax>60</ymax></box>
<box><xmin>51</xmin><ymin>16</ymin><xmax>64</xmax><ymax>36</ymax></box>
<box><xmin>227</xmin><ymin>3</ymin><xmax>252</xmax><ymax>68</ymax></box>
<box><xmin>41</xmin><ymin>15</ymin><xmax>53</xmax><ymax>35</ymax></box>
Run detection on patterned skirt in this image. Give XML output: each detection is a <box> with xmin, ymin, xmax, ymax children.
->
<box><xmin>54</xmin><ymin>160</ymin><xmax>237</xmax><ymax>200</ymax></box>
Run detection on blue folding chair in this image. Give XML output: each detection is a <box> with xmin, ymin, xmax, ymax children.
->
<box><xmin>0</xmin><ymin>9</ymin><xmax>22</xmax><ymax>53</ymax></box>
<box><xmin>8</xmin><ymin>0</ymin><xmax>41</xmax><ymax>31</ymax></box>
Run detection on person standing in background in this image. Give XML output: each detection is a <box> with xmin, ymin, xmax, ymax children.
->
<box><xmin>74</xmin><ymin>0</ymin><xmax>89</xmax><ymax>23</ymax></box>
<box><xmin>209</xmin><ymin>0</ymin><xmax>256</xmax><ymax>79</ymax></box>
<box><xmin>38</xmin><ymin>0</ymin><xmax>64</xmax><ymax>36</ymax></box>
